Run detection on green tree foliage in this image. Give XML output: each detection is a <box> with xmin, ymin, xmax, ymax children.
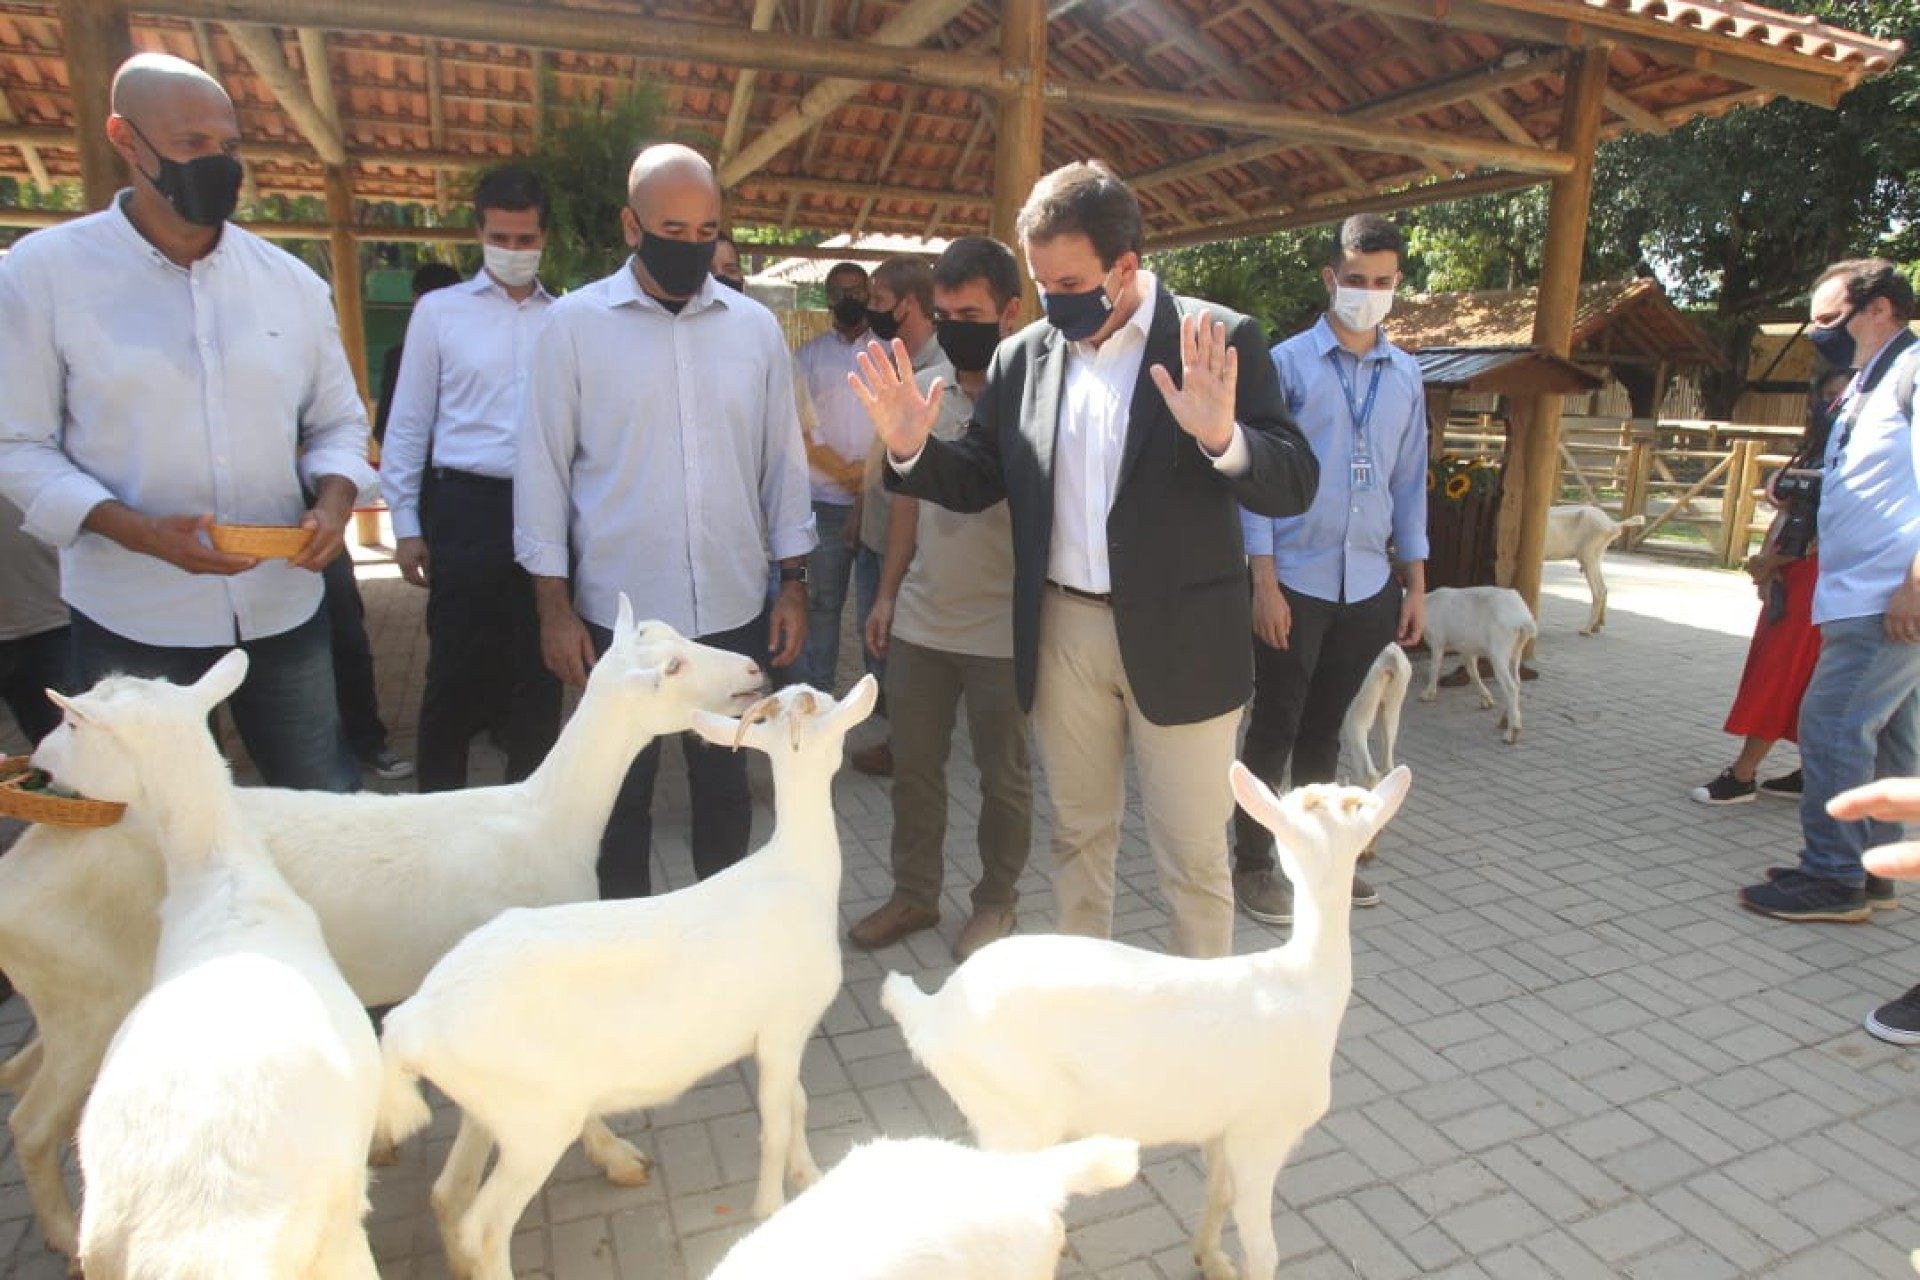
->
<box><xmin>521</xmin><ymin>80</ymin><xmax>666</xmax><ymax>289</ymax></box>
<box><xmin>1147</xmin><ymin>233</ymin><xmax>1334</xmax><ymax>343</ymax></box>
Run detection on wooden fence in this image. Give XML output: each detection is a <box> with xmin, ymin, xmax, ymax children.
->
<box><xmin>1441</xmin><ymin>414</ymin><xmax>1802</xmax><ymax>569</ymax></box>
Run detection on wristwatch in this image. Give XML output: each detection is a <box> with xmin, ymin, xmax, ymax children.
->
<box><xmin>779</xmin><ymin>564</ymin><xmax>810</xmax><ymax>585</ymax></box>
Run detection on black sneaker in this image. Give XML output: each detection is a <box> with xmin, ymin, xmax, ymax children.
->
<box><xmin>1740</xmin><ymin>869</ymin><xmax>1871</xmax><ymax>922</ymax></box>
<box><xmin>1691</xmin><ymin>769</ymin><xmax>1757</xmax><ymax>805</ymax></box>
<box><xmin>1865</xmin><ymin>984</ymin><xmax>1920</xmax><ymax>1045</ymax></box>
<box><xmin>1764</xmin><ymin>864</ymin><xmax>1898</xmax><ymax>910</ymax></box>
<box><xmin>1758</xmin><ymin>769</ymin><xmax>1803</xmax><ymax>798</ymax></box>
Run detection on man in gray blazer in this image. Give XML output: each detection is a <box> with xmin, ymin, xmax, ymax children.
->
<box><xmin>854</xmin><ymin>161</ymin><xmax>1318</xmax><ymax>957</ymax></box>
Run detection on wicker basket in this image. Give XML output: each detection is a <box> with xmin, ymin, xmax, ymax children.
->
<box><xmin>0</xmin><ymin>756</ymin><xmax>126</xmax><ymax>828</ymax></box>
<box><xmin>208</xmin><ymin>523</ymin><xmax>311</xmax><ymax>558</ymax></box>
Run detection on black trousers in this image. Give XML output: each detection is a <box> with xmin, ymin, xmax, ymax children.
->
<box><xmin>416</xmin><ymin>471</ymin><xmax>561</xmax><ymax>792</ymax></box>
<box><xmin>1234</xmin><ymin>580</ymin><xmax>1402</xmax><ymax>870</ymax></box>
<box><xmin>587</xmin><ymin>610</ymin><xmax>771</xmax><ymax>900</ymax></box>
<box><xmin>0</xmin><ymin>625</ymin><xmax>73</xmax><ymax>746</ymax></box>
<box><xmin>321</xmin><ymin>552</ymin><xmax>389</xmax><ymax>760</ymax></box>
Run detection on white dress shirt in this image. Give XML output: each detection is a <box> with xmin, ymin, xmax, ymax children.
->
<box><xmin>514</xmin><ymin>263</ymin><xmax>818</xmax><ymax>637</ymax></box>
<box><xmin>0</xmin><ymin>195</ymin><xmax>376</xmax><ymax>647</ymax></box>
<box><xmin>793</xmin><ymin>328</ymin><xmax>876</xmax><ymax>504</ymax></box>
<box><xmin>379</xmin><ymin>271</ymin><xmax>552</xmax><ymax>540</ymax></box>
<box><xmin>892</xmin><ymin>272</ymin><xmax>1249</xmax><ymax>594</ymax></box>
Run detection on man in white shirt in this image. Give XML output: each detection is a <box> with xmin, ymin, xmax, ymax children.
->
<box><xmin>856</xmin><ymin>162</ymin><xmax>1318</xmax><ymax>957</ymax></box>
<box><xmin>790</xmin><ymin>262</ymin><xmax>879</xmax><ymax>690</ymax></box>
<box><xmin>0</xmin><ymin>495</ymin><xmax>71</xmax><ymax>746</ymax></box>
<box><xmin>856</xmin><ymin>237</ymin><xmax>1032</xmax><ymax>960</ymax></box>
<box><xmin>381</xmin><ymin>165</ymin><xmax>561</xmax><ymax>792</ymax></box>
<box><xmin>0</xmin><ymin>53</ymin><xmax>374</xmax><ymax>791</ymax></box>
<box><xmin>515</xmin><ymin>143</ymin><xmax>816</xmax><ymax>899</ymax></box>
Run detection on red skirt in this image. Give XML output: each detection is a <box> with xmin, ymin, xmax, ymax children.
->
<box><xmin>1724</xmin><ymin>554</ymin><xmax>1821</xmax><ymax>743</ymax></box>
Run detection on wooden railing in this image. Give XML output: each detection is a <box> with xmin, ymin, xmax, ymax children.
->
<box><xmin>1442</xmin><ymin>415</ymin><xmax>1799</xmax><ymax>569</ymax></box>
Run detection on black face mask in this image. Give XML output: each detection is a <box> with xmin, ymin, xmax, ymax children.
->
<box><xmin>866</xmin><ymin>304</ymin><xmax>902</xmax><ymax>343</ymax></box>
<box><xmin>937</xmin><ymin>319</ymin><xmax>1002</xmax><ymax>373</ymax></box>
<box><xmin>1042</xmin><ymin>273</ymin><xmax>1115</xmax><ymax>342</ymax></box>
<box><xmin>1810</xmin><ymin>308</ymin><xmax>1857</xmax><ymax>371</ymax></box>
<box><xmin>831</xmin><ymin>295</ymin><xmax>869</xmax><ymax>328</ymax></box>
<box><xmin>126</xmin><ymin>117</ymin><xmax>243</xmax><ymax>229</ymax></box>
<box><xmin>633</xmin><ymin>224</ymin><xmax>717</xmax><ymax>299</ymax></box>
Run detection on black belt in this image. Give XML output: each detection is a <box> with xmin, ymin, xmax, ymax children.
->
<box><xmin>1047</xmin><ymin>579</ymin><xmax>1111</xmax><ymax>605</ymax></box>
<box><xmin>431</xmin><ymin>467</ymin><xmax>512</xmax><ymax>489</ymax></box>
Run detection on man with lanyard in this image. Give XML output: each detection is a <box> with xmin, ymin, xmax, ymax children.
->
<box><xmin>1231</xmin><ymin>214</ymin><xmax>1428</xmax><ymax>926</ymax></box>
<box><xmin>1742</xmin><ymin>258</ymin><xmax>1920</xmax><ymax>924</ymax></box>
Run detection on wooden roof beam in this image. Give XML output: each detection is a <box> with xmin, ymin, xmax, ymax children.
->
<box><xmin>1145</xmin><ymin>170</ymin><xmax>1545</xmax><ymax>251</ymax></box>
<box><xmin>718</xmin><ymin>0</ymin><xmax>780</xmax><ymax>165</ymax></box>
<box><xmin>138</xmin><ymin>0</ymin><xmax>1008</xmax><ymax>95</ymax></box>
<box><xmin>720</xmin><ymin>0</ymin><xmax>977</xmax><ymax>189</ymax></box>
<box><xmin>1050</xmin><ymin>79</ymin><xmax>1574</xmax><ymax>175</ymax></box>
<box><xmin>1604</xmin><ymin>86</ymin><xmax>1670</xmax><ymax>133</ymax></box>
<box><xmin>224</xmin><ymin>22</ymin><xmax>347</xmax><ymax>166</ymax></box>
<box><xmin>0</xmin><ymin>78</ymin><xmax>49</xmax><ymax>189</ymax></box>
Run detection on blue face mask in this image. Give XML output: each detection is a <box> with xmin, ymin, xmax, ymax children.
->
<box><xmin>1042</xmin><ymin>269</ymin><xmax>1116</xmax><ymax>342</ymax></box>
<box><xmin>1810</xmin><ymin>308</ymin><xmax>1857</xmax><ymax>371</ymax></box>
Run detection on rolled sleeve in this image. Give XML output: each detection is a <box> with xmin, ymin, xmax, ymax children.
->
<box><xmin>1388</xmin><ymin>383</ymin><xmax>1431</xmax><ymax>563</ymax></box>
<box><xmin>297</xmin><ymin>281</ymin><xmax>377</xmax><ymax>502</ymax></box>
<box><xmin>1241</xmin><ymin>505</ymin><xmax>1276</xmax><ymax>558</ymax></box>
<box><xmin>513</xmin><ymin>315</ymin><xmax>580</xmax><ymax>579</ymax></box>
<box><xmin>0</xmin><ymin>247</ymin><xmax>115</xmax><ymax>547</ymax></box>
<box><xmin>761</xmin><ymin>335</ymin><xmax>820</xmax><ymax>562</ymax></box>
<box><xmin>378</xmin><ymin>302</ymin><xmax>444</xmax><ymax>540</ymax></box>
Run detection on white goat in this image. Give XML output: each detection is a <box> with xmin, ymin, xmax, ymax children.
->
<box><xmin>31</xmin><ymin>655</ymin><xmax>385</xmax><ymax>1280</ymax></box>
<box><xmin>1420</xmin><ymin>586</ymin><xmax>1536</xmax><ymax>745</ymax></box>
<box><xmin>709</xmin><ymin>1136</ymin><xmax>1140</xmax><ymax>1280</ymax></box>
<box><xmin>379</xmin><ymin>677</ymin><xmax>877</xmax><ymax>1280</ymax></box>
<box><xmin>0</xmin><ymin>596</ymin><xmax>766</xmax><ymax>1264</ymax></box>
<box><xmin>883</xmin><ymin>765</ymin><xmax>1411</xmax><ymax>1280</ymax></box>
<box><xmin>1339</xmin><ymin>642</ymin><xmax>1412</xmax><ymax>787</ymax></box>
<box><xmin>1544</xmin><ymin>504</ymin><xmax>1644</xmax><ymax>635</ymax></box>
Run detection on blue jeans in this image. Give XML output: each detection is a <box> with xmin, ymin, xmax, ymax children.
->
<box><xmin>792</xmin><ymin>500</ymin><xmax>857</xmax><ymax>690</ymax></box>
<box><xmin>70</xmin><ymin>607</ymin><xmax>358</xmax><ymax>792</ymax></box>
<box><xmin>1796</xmin><ymin>613</ymin><xmax>1920</xmax><ymax>885</ymax></box>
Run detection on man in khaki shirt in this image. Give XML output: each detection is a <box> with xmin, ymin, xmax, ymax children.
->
<box><xmin>854</xmin><ymin>239</ymin><xmax>1032</xmax><ymax>960</ymax></box>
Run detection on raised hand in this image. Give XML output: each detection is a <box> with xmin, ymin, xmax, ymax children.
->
<box><xmin>1831</xmin><ymin>778</ymin><xmax>1920</xmax><ymax>879</ymax></box>
<box><xmin>1148</xmin><ymin>312</ymin><xmax>1238</xmax><ymax>456</ymax></box>
<box><xmin>848</xmin><ymin>338</ymin><xmax>944</xmax><ymax>462</ymax></box>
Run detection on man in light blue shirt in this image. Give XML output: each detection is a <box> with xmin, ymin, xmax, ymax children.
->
<box><xmin>1233</xmin><ymin>215</ymin><xmax>1428</xmax><ymax>925</ymax></box>
<box><xmin>1742</xmin><ymin>259</ymin><xmax>1920</xmax><ymax>946</ymax></box>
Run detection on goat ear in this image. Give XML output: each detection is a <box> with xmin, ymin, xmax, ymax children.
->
<box><xmin>824</xmin><ymin>674</ymin><xmax>880</xmax><ymax>735</ymax></box>
<box><xmin>688</xmin><ymin>709</ymin><xmax>740</xmax><ymax>749</ymax></box>
<box><xmin>626</xmin><ymin>663</ymin><xmax>665</xmax><ymax>693</ymax></box>
<box><xmin>1367</xmin><ymin>765</ymin><xmax>1412</xmax><ymax>835</ymax></box>
<box><xmin>614</xmin><ymin>593</ymin><xmax>636</xmax><ymax>643</ymax></box>
<box><xmin>192</xmin><ymin>651</ymin><xmax>250</xmax><ymax>711</ymax></box>
<box><xmin>1229</xmin><ymin>762</ymin><xmax>1286</xmax><ymax>834</ymax></box>
<box><xmin>45</xmin><ymin>688</ymin><xmax>90</xmax><ymax>724</ymax></box>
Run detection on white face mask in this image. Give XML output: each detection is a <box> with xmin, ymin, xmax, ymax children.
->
<box><xmin>1330</xmin><ymin>285</ymin><xmax>1394</xmax><ymax>333</ymax></box>
<box><xmin>483</xmin><ymin>244</ymin><xmax>543</xmax><ymax>289</ymax></box>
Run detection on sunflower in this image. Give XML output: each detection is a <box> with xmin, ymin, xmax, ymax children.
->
<box><xmin>1445</xmin><ymin>473</ymin><xmax>1472</xmax><ymax>501</ymax></box>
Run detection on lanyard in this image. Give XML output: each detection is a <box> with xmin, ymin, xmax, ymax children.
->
<box><xmin>1330</xmin><ymin>350</ymin><xmax>1385</xmax><ymax>444</ymax></box>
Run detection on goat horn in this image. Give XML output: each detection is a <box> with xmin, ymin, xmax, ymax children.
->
<box><xmin>731</xmin><ymin>696</ymin><xmax>779</xmax><ymax>751</ymax></box>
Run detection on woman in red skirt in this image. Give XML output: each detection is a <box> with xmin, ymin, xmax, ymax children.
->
<box><xmin>1692</xmin><ymin>372</ymin><xmax>1846</xmax><ymax>805</ymax></box>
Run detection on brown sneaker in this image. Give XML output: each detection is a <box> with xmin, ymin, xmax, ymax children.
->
<box><xmin>1352</xmin><ymin>874</ymin><xmax>1380</xmax><ymax>908</ymax></box>
<box><xmin>851</xmin><ymin>741</ymin><xmax>894</xmax><ymax>777</ymax></box>
<box><xmin>847</xmin><ymin>897</ymin><xmax>938</xmax><ymax>950</ymax></box>
<box><xmin>1234</xmin><ymin>865</ymin><xmax>1293</xmax><ymax>925</ymax></box>
<box><xmin>954</xmin><ymin>905</ymin><xmax>1017</xmax><ymax>962</ymax></box>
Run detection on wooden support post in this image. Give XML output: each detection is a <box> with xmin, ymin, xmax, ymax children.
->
<box><xmin>324</xmin><ymin>167</ymin><xmax>369</xmax><ymax>401</ymax></box>
<box><xmin>58</xmin><ymin>0</ymin><xmax>133</xmax><ymax>209</ymax></box>
<box><xmin>1718</xmin><ymin>438</ymin><xmax>1761</xmax><ymax>567</ymax></box>
<box><xmin>1622</xmin><ymin>435</ymin><xmax>1652</xmax><ymax>543</ymax></box>
<box><xmin>1510</xmin><ymin>47</ymin><xmax>1610</xmax><ymax>618</ymax></box>
<box><xmin>1494</xmin><ymin>398</ymin><xmax>1532</xmax><ymax>588</ymax></box>
<box><xmin>993</xmin><ymin>0</ymin><xmax>1046</xmax><ymax>315</ymax></box>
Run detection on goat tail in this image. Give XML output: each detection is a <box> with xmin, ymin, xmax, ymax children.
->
<box><xmin>374</xmin><ymin>1018</ymin><xmax>434</xmax><ymax>1148</ymax></box>
<box><xmin>1037</xmin><ymin>1137</ymin><xmax>1141</xmax><ymax>1200</ymax></box>
<box><xmin>880</xmin><ymin>971</ymin><xmax>932</xmax><ymax>1043</ymax></box>
<box><xmin>1614</xmin><ymin>514</ymin><xmax>1647</xmax><ymax>534</ymax></box>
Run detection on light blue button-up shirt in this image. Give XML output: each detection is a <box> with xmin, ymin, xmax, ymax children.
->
<box><xmin>1813</xmin><ymin>335</ymin><xmax>1920</xmax><ymax>626</ymax></box>
<box><xmin>1243</xmin><ymin>315</ymin><xmax>1429</xmax><ymax>603</ymax></box>
<box><xmin>0</xmin><ymin>195</ymin><xmax>376</xmax><ymax>647</ymax></box>
<box><xmin>513</xmin><ymin>262</ymin><xmax>817</xmax><ymax>637</ymax></box>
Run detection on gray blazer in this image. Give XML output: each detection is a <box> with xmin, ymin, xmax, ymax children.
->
<box><xmin>887</xmin><ymin>286</ymin><xmax>1319</xmax><ymax>726</ymax></box>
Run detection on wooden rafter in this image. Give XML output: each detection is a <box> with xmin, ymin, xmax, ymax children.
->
<box><xmin>224</xmin><ymin>21</ymin><xmax>347</xmax><ymax>166</ymax></box>
<box><xmin>719</xmin><ymin>0</ymin><xmax>781</xmax><ymax>166</ymax></box>
<box><xmin>0</xmin><ymin>77</ymin><xmax>49</xmax><ymax>189</ymax></box>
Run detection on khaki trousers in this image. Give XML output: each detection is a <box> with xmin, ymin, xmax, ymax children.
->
<box><xmin>1031</xmin><ymin>588</ymin><xmax>1241</xmax><ymax>958</ymax></box>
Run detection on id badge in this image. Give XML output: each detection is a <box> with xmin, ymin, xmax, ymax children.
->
<box><xmin>1350</xmin><ymin>450</ymin><xmax>1376</xmax><ymax>493</ymax></box>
